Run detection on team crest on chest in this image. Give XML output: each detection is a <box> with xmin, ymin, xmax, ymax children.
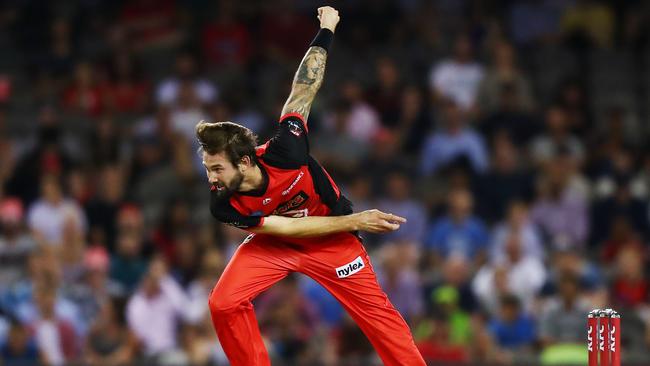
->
<box><xmin>288</xmin><ymin>120</ymin><xmax>303</xmax><ymax>137</ymax></box>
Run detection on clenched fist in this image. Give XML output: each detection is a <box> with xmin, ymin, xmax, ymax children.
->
<box><xmin>351</xmin><ymin>209</ymin><xmax>407</xmax><ymax>233</ymax></box>
<box><xmin>317</xmin><ymin>6</ymin><xmax>340</xmax><ymax>33</ymax></box>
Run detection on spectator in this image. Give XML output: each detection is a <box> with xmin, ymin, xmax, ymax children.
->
<box><xmin>367</xmin><ymin>57</ymin><xmax>403</xmax><ymax>127</ymax></box>
<box><xmin>425</xmin><ymin>188</ymin><xmax>489</xmax><ymax>265</ymax></box>
<box><xmin>31</xmin><ymin>285</ymin><xmax>79</xmax><ymax>365</ymax></box>
<box><xmin>610</xmin><ymin>245</ymin><xmax>648</xmax><ymax>310</ymax></box>
<box><xmin>126</xmin><ymin>257</ymin><xmax>193</xmax><ymax>357</ymax></box>
<box><xmin>477</xmin><ymin>40</ymin><xmax>535</xmax><ymax>115</ymax></box>
<box><xmin>473</xmin><ymin>233</ymin><xmax>546</xmax><ymax>316</ymax></box>
<box><xmin>429</xmin><ymin>33</ymin><xmax>484</xmax><ymax>113</ymax></box>
<box><xmin>490</xmin><ymin>200</ymin><xmax>545</xmax><ymax>263</ymax></box>
<box><xmin>156</xmin><ymin>52</ymin><xmax>218</xmax><ymax>107</ymax></box>
<box><xmin>27</xmin><ymin>174</ymin><xmax>87</xmax><ymax>248</ymax></box>
<box><xmin>201</xmin><ymin>0</ymin><xmax>251</xmax><ymax>67</ymax></box>
<box><xmin>119</xmin><ymin>0</ymin><xmax>184</xmax><ymax>51</ymax></box>
<box><xmin>103</xmin><ymin>51</ymin><xmax>150</xmax><ymax>114</ymax></box>
<box><xmin>0</xmin><ymin>321</ymin><xmax>40</xmax><ymax>365</ymax></box>
<box><xmin>62</xmin><ymin>62</ymin><xmax>105</xmax><ymax>117</ymax></box>
<box><xmin>376</xmin><ymin>171</ymin><xmax>427</xmax><ymax>243</ymax></box>
<box><xmin>0</xmin><ymin>197</ymin><xmax>36</xmax><ymax>287</ymax></box>
<box><xmin>488</xmin><ymin>294</ymin><xmax>536</xmax><ymax>351</ymax></box>
<box><xmin>538</xmin><ymin>273</ymin><xmax>591</xmax><ymax>346</ymax></box>
<box><xmin>560</xmin><ymin>0</ymin><xmax>614</xmax><ymax>49</ymax></box>
<box><xmin>376</xmin><ymin>243</ymin><xmax>423</xmax><ymax>321</ymax></box>
<box><xmin>321</xmin><ymin>80</ymin><xmax>381</xmax><ymax>145</ymax></box>
<box><xmin>419</xmin><ymin>100</ymin><xmax>489</xmax><ymax>176</ymax></box>
<box><xmin>531</xmin><ymin>150</ymin><xmax>589</xmax><ymax>250</ymax></box>
<box><xmin>530</xmin><ymin>106</ymin><xmax>585</xmax><ymax>166</ymax></box>
<box><xmin>475</xmin><ymin>133</ymin><xmax>535</xmax><ymax>222</ymax></box>
<box><xmin>84</xmin><ymin>298</ymin><xmax>137</xmax><ymax>365</ymax></box>
<box><xmin>110</xmin><ymin>231</ymin><xmax>148</xmax><ymax>294</ymax></box>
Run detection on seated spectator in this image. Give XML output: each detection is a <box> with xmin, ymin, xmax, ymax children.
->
<box><xmin>473</xmin><ymin>234</ymin><xmax>546</xmax><ymax>316</ymax></box>
<box><xmin>425</xmin><ymin>188</ymin><xmax>489</xmax><ymax>265</ymax></box>
<box><xmin>0</xmin><ymin>321</ymin><xmax>39</xmax><ymax>365</ymax></box>
<box><xmin>119</xmin><ymin>0</ymin><xmax>184</xmax><ymax>50</ymax></box>
<box><xmin>610</xmin><ymin>245</ymin><xmax>648</xmax><ymax>310</ymax></box>
<box><xmin>477</xmin><ymin>40</ymin><xmax>535</xmax><ymax>115</ymax></box>
<box><xmin>62</xmin><ymin>62</ymin><xmax>104</xmax><ymax>117</ymax></box>
<box><xmin>538</xmin><ymin>273</ymin><xmax>591</xmax><ymax>346</ymax></box>
<box><xmin>367</xmin><ymin>57</ymin><xmax>404</xmax><ymax>127</ymax></box>
<box><xmin>201</xmin><ymin>0</ymin><xmax>251</xmax><ymax>67</ymax></box>
<box><xmin>103</xmin><ymin>51</ymin><xmax>150</xmax><ymax>114</ymax></box>
<box><xmin>85</xmin><ymin>298</ymin><xmax>137</xmax><ymax>365</ymax></box>
<box><xmin>110</xmin><ymin>232</ymin><xmax>148</xmax><ymax>293</ymax></box>
<box><xmin>0</xmin><ymin>197</ymin><xmax>36</xmax><ymax>287</ymax></box>
<box><xmin>530</xmin><ymin>150</ymin><xmax>589</xmax><ymax>250</ymax></box>
<box><xmin>31</xmin><ymin>285</ymin><xmax>80</xmax><ymax>365</ymax></box>
<box><xmin>126</xmin><ymin>257</ymin><xmax>193</xmax><ymax>357</ymax></box>
<box><xmin>475</xmin><ymin>133</ymin><xmax>535</xmax><ymax>223</ymax></box>
<box><xmin>255</xmin><ymin>275</ymin><xmax>319</xmax><ymax>362</ymax></box>
<box><xmin>490</xmin><ymin>200</ymin><xmax>544</xmax><ymax>263</ymax></box>
<box><xmin>488</xmin><ymin>294</ymin><xmax>536</xmax><ymax>351</ymax></box>
<box><xmin>591</xmin><ymin>174</ymin><xmax>649</xmax><ymax>246</ymax></box>
<box><xmin>429</xmin><ymin>33</ymin><xmax>484</xmax><ymax>114</ymax></box>
<box><xmin>419</xmin><ymin>100</ymin><xmax>489</xmax><ymax>176</ymax></box>
<box><xmin>529</xmin><ymin>106</ymin><xmax>585</xmax><ymax>166</ymax></box>
<box><xmin>376</xmin><ymin>171</ymin><xmax>427</xmax><ymax>244</ymax></box>
<box><xmin>600</xmin><ymin>216</ymin><xmax>644</xmax><ymax>264</ymax></box>
<box><xmin>376</xmin><ymin>243</ymin><xmax>423</xmax><ymax>321</ymax></box>
<box><xmin>27</xmin><ymin>174</ymin><xmax>87</xmax><ymax>248</ymax></box>
<box><xmin>424</xmin><ymin>255</ymin><xmax>478</xmax><ymax>314</ymax></box>
<box><xmin>156</xmin><ymin>52</ymin><xmax>217</xmax><ymax>107</ymax></box>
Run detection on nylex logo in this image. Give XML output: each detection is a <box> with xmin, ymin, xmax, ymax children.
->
<box><xmin>336</xmin><ymin>256</ymin><xmax>365</xmax><ymax>278</ymax></box>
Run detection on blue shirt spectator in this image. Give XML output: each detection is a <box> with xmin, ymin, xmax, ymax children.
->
<box><xmin>420</xmin><ymin>100</ymin><xmax>488</xmax><ymax>176</ymax></box>
<box><xmin>425</xmin><ymin>188</ymin><xmax>489</xmax><ymax>261</ymax></box>
<box><xmin>488</xmin><ymin>295</ymin><xmax>536</xmax><ymax>349</ymax></box>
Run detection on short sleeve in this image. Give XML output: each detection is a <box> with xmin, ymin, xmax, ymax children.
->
<box><xmin>261</xmin><ymin>113</ymin><xmax>309</xmax><ymax>168</ymax></box>
<box><xmin>209</xmin><ymin>189</ymin><xmax>263</xmax><ymax>229</ymax></box>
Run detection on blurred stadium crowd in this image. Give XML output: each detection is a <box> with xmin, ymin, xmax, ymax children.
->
<box><xmin>1</xmin><ymin>0</ymin><xmax>650</xmax><ymax>365</ymax></box>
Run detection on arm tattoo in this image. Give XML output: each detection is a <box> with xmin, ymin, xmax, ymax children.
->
<box><xmin>281</xmin><ymin>46</ymin><xmax>328</xmax><ymax>120</ymax></box>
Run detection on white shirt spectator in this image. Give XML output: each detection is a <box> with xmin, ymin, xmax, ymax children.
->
<box><xmin>156</xmin><ymin>79</ymin><xmax>217</xmax><ymax>106</ymax></box>
<box><xmin>430</xmin><ymin>60</ymin><xmax>484</xmax><ymax>110</ymax></box>
<box><xmin>126</xmin><ymin>276</ymin><xmax>193</xmax><ymax>355</ymax></box>
<box><xmin>27</xmin><ymin>199</ymin><xmax>86</xmax><ymax>246</ymax></box>
<box><xmin>490</xmin><ymin>222</ymin><xmax>545</xmax><ymax>263</ymax></box>
<box><xmin>472</xmin><ymin>255</ymin><xmax>546</xmax><ymax>316</ymax></box>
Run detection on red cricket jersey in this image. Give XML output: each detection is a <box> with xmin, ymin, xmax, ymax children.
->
<box><xmin>209</xmin><ymin>113</ymin><xmax>353</xmax><ymax>230</ymax></box>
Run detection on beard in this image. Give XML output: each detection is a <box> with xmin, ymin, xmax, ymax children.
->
<box><xmin>213</xmin><ymin>171</ymin><xmax>244</xmax><ymax>200</ymax></box>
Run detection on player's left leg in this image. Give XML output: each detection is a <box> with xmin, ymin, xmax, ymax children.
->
<box><xmin>297</xmin><ymin>233</ymin><xmax>427</xmax><ymax>366</ymax></box>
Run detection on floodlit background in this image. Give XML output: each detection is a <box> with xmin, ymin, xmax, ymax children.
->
<box><xmin>0</xmin><ymin>0</ymin><xmax>649</xmax><ymax>365</ymax></box>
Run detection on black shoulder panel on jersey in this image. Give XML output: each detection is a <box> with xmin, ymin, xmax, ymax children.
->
<box><xmin>307</xmin><ymin>156</ymin><xmax>353</xmax><ymax>216</ymax></box>
<box><xmin>210</xmin><ymin>190</ymin><xmax>262</xmax><ymax>229</ymax></box>
<box><xmin>262</xmin><ymin>116</ymin><xmax>309</xmax><ymax>169</ymax></box>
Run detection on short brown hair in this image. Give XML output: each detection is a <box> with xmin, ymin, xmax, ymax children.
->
<box><xmin>196</xmin><ymin>121</ymin><xmax>258</xmax><ymax>166</ymax></box>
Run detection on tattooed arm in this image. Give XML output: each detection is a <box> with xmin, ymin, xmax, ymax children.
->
<box><xmin>281</xmin><ymin>6</ymin><xmax>340</xmax><ymax>120</ymax></box>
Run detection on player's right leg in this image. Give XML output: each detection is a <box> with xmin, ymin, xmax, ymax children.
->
<box><xmin>208</xmin><ymin>234</ymin><xmax>298</xmax><ymax>366</ymax></box>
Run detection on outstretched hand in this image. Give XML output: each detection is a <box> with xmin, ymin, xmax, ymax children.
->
<box><xmin>317</xmin><ymin>6</ymin><xmax>340</xmax><ymax>33</ymax></box>
<box><xmin>353</xmin><ymin>209</ymin><xmax>407</xmax><ymax>234</ymax></box>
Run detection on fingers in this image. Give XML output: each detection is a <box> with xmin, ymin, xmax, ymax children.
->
<box><xmin>378</xmin><ymin>211</ymin><xmax>407</xmax><ymax>224</ymax></box>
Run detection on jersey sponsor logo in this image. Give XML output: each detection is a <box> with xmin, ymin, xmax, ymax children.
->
<box><xmin>282</xmin><ymin>171</ymin><xmax>304</xmax><ymax>196</ymax></box>
<box><xmin>262</xmin><ymin>198</ymin><xmax>272</xmax><ymax>205</ymax></box>
<box><xmin>272</xmin><ymin>191</ymin><xmax>308</xmax><ymax>216</ymax></box>
<box><xmin>288</xmin><ymin>120</ymin><xmax>303</xmax><ymax>137</ymax></box>
<box><xmin>251</xmin><ymin>211</ymin><xmax>263</xmax><ymax>216</ymax></box>
<box><xmin>335</xmin><ymin>256</ymin><xmax>365</xmax><ymax>278</ymax></box>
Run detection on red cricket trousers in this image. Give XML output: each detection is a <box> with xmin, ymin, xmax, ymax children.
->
<box><xmin>208</xmin><ymin>232</ymin><xmax>426</xmax><ymax>365</ymax></box>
